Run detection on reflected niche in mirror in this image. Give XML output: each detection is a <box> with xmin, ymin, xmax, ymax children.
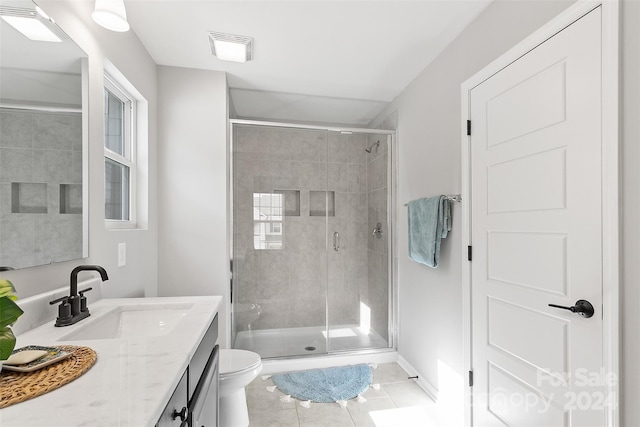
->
<box><xmin>0</xmin><ymin>0</ymin><xmax>88</xmax><ymax>270</ymax></box>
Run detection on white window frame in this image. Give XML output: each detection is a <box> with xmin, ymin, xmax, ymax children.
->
<box><xmin>104</xmin><ymin>73</ymin><xmax>137</xmax><ymax>229</ymax></box>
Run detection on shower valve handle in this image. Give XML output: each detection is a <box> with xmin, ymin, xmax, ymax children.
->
<box><xmin>372</xmin><ymin>223</ymin><xmax>383</xmax><ymax>238</ymax></box>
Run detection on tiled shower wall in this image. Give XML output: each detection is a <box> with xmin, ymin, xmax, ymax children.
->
<box><xmin>366</xmin><ymin>135</ymin><xmax>389</xmax><ymax>341</ymax></box>
<box><xmin>233</xmin><ymin>125</ymin><xmax>387</xmax><ymax>335</ymax></box>
<box><xmin>0</xmin><ymin>108</ymin><xmax>83</xmax><ymax>269</ymax></box>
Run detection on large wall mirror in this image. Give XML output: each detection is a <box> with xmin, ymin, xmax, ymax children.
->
<box><xmin>0</xmin><ymin>0</ymin><xmax>88</xmax><ymax>270</ymax></box>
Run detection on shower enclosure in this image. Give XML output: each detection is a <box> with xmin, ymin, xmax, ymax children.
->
<box><xmin>230</xmin><ymin>121</ymin><xmax>395</xmax><ymax>359</ymax></box>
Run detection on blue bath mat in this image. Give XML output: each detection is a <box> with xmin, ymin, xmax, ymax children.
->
<box><xmin>272</xmin><ymin>364</ymin><xmax>373</xmax><ymax>403</ymax></box>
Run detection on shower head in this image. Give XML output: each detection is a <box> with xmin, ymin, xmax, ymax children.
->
<box><xmin>365</xmin><ymin>140</ymin><xmax>380</xmax><ymax>153</ymax></box>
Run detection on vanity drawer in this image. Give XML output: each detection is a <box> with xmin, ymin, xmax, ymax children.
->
<box><xmin>156</xmin><ymin>370</ymin><xmax>188</xmax><ymax>427</ymax></box>
<box><xmin>189</xmin><ymin>313</ymin><xmax>218</xmax><ymax>400</ymax></box>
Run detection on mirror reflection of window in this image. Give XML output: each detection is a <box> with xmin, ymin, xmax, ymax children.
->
<box><xmin>253</xmin><ymin>193</ymin><xmax>283</xmax><ymax>250</ymax></box>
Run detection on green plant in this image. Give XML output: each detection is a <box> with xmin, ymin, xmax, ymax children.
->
<box><xmin>0</xmin><ymin>279</ymin><xmax>23</xmax><ymax>360</ymax></box>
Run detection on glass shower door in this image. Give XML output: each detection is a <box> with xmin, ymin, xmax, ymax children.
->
<box><xmin>326</xmin><ymin>132</ymin><xmax>390</xmax><ymax>353</ymax></box>
<box><xmin>231</xmin><ymin>124</ymin><xmax>330</xmax><ymax>358</ymax></box>
<box><xmin>232</xmin><ymin>123</ymin><xmax>392</xmax><ymax>358</ymax></box>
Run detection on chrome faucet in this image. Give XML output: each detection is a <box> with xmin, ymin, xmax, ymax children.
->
<box><xmin>50</xmin><ymin>265</ymin><xmax>109</xmax><ymax>327</ymax></box>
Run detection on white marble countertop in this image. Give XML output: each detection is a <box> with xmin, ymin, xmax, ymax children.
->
<box><xmin>0</xmin><ymin>296</ymin><xmax>222</xmax><ymax>427</ymax></box>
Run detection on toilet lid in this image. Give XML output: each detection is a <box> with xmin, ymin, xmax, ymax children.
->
<box><xmin>220</xmin><ymin>349</ymin><xmax>261</xmax><ymax>375</ymax></box>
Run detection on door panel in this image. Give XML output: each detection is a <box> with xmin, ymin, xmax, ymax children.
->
<box><xmin>487</xmin><ymin>61</ymin><xmax>567</xmax><ymax>147</ymax></box>
<box><xmin>488</xmin><ymin>298</ymin><xmax>569</xmax><ymax>374</ymax></box>
<box><xmin>487</xmin><ymin>148</ymin><xmax>567</xmax><ymax>213</ymax></box>
<box><xmin>470</xmin><ymin>8</ymin><xmax>603</xmax><ymax>426</ymax></box>
<box><xmin>487</xmin><ymin>232</ymin><xmax>568</xmax><ymax>295</ymax></box>
<box><xmin>488</xmin><ymin>363</ymin><xmax>568</xmax><ymax>426</ymax></box>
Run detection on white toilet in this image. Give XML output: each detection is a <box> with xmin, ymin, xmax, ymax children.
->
<box><xmin>219</xmin><ymin>349</ymin><xmax>262</xmax><ymax>427</ymax></box>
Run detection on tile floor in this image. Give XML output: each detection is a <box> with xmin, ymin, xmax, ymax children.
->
<box><xmin>246</xmin><ymin>363</ymin><xmax>444</xmax><ymax>427</ymax></box>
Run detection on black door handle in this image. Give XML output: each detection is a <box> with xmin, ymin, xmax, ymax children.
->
<box><xmin>548</xmin><ymin>299</ymin><xmax>594</xmax><ymax>318</ymax></box>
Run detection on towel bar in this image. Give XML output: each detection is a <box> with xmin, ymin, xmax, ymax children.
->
<box><xmin>404</xmin><ymin>194</ymin><xmax>461</xmax><ymax>206</ymax></box>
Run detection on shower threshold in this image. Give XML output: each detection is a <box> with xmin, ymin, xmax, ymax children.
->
<box><xmin>234</xmin><ymin>324</ymin><xmax>388</xmax><ymax>359</ymax></box>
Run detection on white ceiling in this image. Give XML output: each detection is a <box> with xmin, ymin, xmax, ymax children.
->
<box><xmin>0</xmin><ymin>0</ymin><xmax>86</xmax><ymax>107</ymax></box>
<box><xmin>1</xmin><ymin>0</ymin><xmax>86</xmax><ymax>73</ymax></box>
<box><xmin>125</xmin><ymin>0</ymin><xmax>492</xmax><ymax>127</ymax></box>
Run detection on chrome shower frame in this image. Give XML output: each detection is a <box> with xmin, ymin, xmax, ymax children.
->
<box><xmin>228</xmin><ymin>118</ymin><xmax>398</xmax><ymax>358</ymax></box>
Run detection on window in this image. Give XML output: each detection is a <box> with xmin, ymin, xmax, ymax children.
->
<box><xmin>253</xmin><ymin>193</ymin><xmax>283</xmax><ymax>250</ymax></box>
<box><xmin>104</xmin><ymin>74</ymin><xmax>136</xmax><ymax>227</ymax></box>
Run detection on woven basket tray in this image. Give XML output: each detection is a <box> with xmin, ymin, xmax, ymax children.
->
<box><xmin>0</xmin><ymin>345</ymin><xmax>97</xmax><ymax>408</ymax></box>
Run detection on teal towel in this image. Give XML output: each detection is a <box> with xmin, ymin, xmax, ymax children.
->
<box><xmin>407</xmin><ymin>196</ymin><xmax>451</xmax><ymax>268</ymax></box>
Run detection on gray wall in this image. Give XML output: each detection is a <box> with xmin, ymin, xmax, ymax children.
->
<box><xmin>620</xmin><ymin>1</ymin><xmax>640</xmax><ymax>425</ymax></box>
<box><xmin>156</xmin><ymin>66</ymin><xmax>230</xmax><ymax>346</ymax></box>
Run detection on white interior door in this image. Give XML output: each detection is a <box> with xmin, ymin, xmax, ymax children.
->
<box><xmin>469</xmin><ymin>8</ymin><xmax>604</xmax><ymax>426</ymax></box>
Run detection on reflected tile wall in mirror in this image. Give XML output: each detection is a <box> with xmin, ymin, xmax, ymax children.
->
<box><xmin>0</xmin><ymin>0</ymin><xmax>88</xmax><ymax>270</ymax></box>
<box><xmin>0</xmin><ymin>109</ymin><xmax>83</xmax><ymax>269</ymax></box>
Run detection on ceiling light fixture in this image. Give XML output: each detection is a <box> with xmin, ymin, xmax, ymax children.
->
<box><xmin>0</xmin><ymin>6</ymin><xmax>63</xmax><ymax>42</ymax></box>
<box><xmin>92</xmin><ymin>0</ymin><xmax>130</xmax><ymax>32</ymax></box>
<box><xmin>208</xmin><ymin>32</ymin><xmax>253</xmax><ymax>63</ymax></box>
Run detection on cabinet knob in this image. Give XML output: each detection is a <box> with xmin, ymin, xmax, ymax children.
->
<box><xmin>171</xmin><ymin>407</ymin><xmax>187</xmax><ymax>422</ymax></box>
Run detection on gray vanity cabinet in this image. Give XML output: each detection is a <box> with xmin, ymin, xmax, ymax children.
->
<box><xmin>156</xmin><ymin>314</ymin><xmax>219</xmax><ymax>427</ymax></box>
<box><xmin>156</xmin><ymin>371</ymin><xmax>189</xmax><ymax>427</ymax></box>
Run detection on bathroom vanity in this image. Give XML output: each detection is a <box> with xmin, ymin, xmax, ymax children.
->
<box><xmin>1</xmin><ymin>296</ymin><xmax>222</xmax><ymax>427</ymax></box>
<box><xmin>157</xmin><ymin>308</ymin><xmax>219</xmax><ymax>427</ymax></box>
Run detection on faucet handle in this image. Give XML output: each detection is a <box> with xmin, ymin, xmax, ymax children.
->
<box><xmin>78</xmin><ymin>287</ymin><xmax>93</xmax><ymax>313</ymax></box>
<box><xmin>50</xmin><ymin>297</ymin><xmax>72</xmax><ymax>325</ymax></box>
<box><xmin>78</xmin><ymin>287</ymin><xmax>93</xmax><ymax>296</ymax></box>
<box><xmin>49</xmin><ymin>295</ymin><xmax>69</xmax><ymax>305</ymax></box>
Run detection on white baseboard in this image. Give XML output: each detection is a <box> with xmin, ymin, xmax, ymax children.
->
<box><xmin>397</xmin><ymin>355</ymin><xmax>439</xmax><ymax>402</ymax></box>
<box><xmin>261</xmin><ymin>349</ymin><xmax>398</xmax><ymax>375</ymax></box>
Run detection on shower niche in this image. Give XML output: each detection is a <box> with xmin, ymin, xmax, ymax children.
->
<box><xmin>274</xmin><ymin>190</ymin><xmax>300</xmax><ymax>216</ymax></box>
<box><xmin>231</xmin><ymin>122</ymin><xmax>394</xmax><ymax>359</ymax></box>
<box><xmin>309</xmin><ymin>191</ymin><xmax>334</xmax><ymax>217</ymax></box>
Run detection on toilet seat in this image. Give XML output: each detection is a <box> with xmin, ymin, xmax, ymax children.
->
<box><xmin>220</xmin><ymin>349</ymin><xmax>261</xmax><ymax>376</ymax></box>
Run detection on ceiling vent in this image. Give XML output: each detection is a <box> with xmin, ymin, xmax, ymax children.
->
<box><xmin>208</xmin><ymin>31</ymin><xmax>253</xmax><ymax>63</ymax></box>
<box><xmin>0</xmin><ymin>5</ymin><xmax>68</xmax><ymax>42</ymax></box>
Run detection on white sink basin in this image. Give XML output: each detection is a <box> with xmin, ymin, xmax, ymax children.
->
<box><xmin>59</xmin><ymin>302</ymin><xmax>194</xmax><ymax>341</ymax></box>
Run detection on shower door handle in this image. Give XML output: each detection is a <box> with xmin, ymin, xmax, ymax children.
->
<box><xmin>333</xmin><ymin>232</ymin><xmax>340</xmax><ymax>252</ymax></box>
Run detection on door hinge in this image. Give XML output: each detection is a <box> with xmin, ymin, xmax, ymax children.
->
<box><xmin>469</xmin><ymin>370</ymin><xmax>474</xmax><ymax>387</ymax></box>
<box><xmin>466</xmin><ymin>120</ymin><xmax>471</xmax><ymax>136</ymax></box>
<box><xmin>467</xmin><ymin>246</ymin><xmax>472</xmax><ymax>261</ymax></box>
